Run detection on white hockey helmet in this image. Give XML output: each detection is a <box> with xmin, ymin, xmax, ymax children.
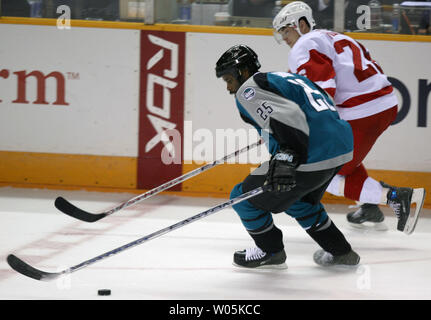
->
<box><xmin>273</xmin><ymin>1</ymin><xmax>316</xmax><ymax>41</ymax></box>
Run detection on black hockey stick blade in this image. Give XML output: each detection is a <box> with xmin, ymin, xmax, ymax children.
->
<box><xmin>54</xmin><ymin>197</ymin><xmax>106</xmax><ymax>222</ymax></box>
<box><xmin>7</xmin><ymin>254</ymin><xmax>64</xmax><ymax>281</ymax></box>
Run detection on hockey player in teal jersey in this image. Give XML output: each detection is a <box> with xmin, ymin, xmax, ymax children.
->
<box><xmin>216</xmin><ymin>44</ymin><xmax>360</xmax><ymax>268</ymax></box>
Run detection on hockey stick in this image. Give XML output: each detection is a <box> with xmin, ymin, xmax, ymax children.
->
<box><xmin>55</xmin><ymin>140</ymin><xmax>263</xmax><ymax>222</ymax></box>
<box><xmin>7</xmin><ymin>185</ymin><xmax>268</xmax><ymax>281</ymax></box>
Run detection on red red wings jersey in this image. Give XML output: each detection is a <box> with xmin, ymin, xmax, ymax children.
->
<box><xmin>288</xmin><ymin>29</ymin><xmax>398</xmax><ymax>120</ymax></box>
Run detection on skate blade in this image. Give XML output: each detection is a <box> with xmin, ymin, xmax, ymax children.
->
<box><xmin>348</xmin><ymin>221</ymin><xmax>388</xmax><ymax>232</ymax></box>
<box><xmin>404</xmin><ymin>188</ymin><xmax>426</xmax><ymax>235</ymax></box>
<box><xmin>232</xmin><ymin>262</ymin><xmax>288</xmax><ymax>270</ymax></box>
<box><xmin>315</xmin><ymin>263</ymin><xmax>361</xmax><ymax>271</ymax></box>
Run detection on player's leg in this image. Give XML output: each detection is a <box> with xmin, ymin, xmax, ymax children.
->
<box><xmin>230</xmin><ymin>164</ymin><xmax>287</xmax><ymax>269</ymax></box>
<box><xmin>328</xmin><ymin>166</ymin><xmax>388</xmax><ymax>231</ymax></box>
<box><xmin>326</xmin><ymin>107</ymin><xmax>398</xmax><ymax>230</ymax></box>
<box><xmin>286</xmin><ymin>171</ymin><xmax>360</xmax><ymax>267</ymax></box>
<box><xmin>233</xmin><ymin>162</ymin><xmax>359</xmax><ymax>267</ymax></box>
<box><xmin>328</xmin><ymin>107</ymin><xmax>425</xmax><ymax>233</ymax></box>
<box><xmin>328</xmin><ymin>171</ymin><xmax>426</xmax><ymax>234</ymax></box>
<box><xmin>292</xmin><ymin>203</ymin><xmax>360</xmax><ymax>267</ymax></box>
<box><xmin>230</xmin><ymin>163</ymin><xmax>341</xmax><ymax>268</ymax></box>
<box><xmin>380</xmin><ymin>182</ymin><xmax>425</xmax><ymax>234</ymax></box>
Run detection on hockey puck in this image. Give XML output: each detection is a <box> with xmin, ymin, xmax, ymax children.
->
<box><xmin>98</xmin><ymin>289</ymin><xmax>111</xmax><ymax>296</ymax></box>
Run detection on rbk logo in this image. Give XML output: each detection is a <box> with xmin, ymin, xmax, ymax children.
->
<box><xmin>144</xmin><ymin>35</ymin><xmax>180</xmax><ymax>158</ymax></box>
<box><xmin>138</xmin><ymin>30</ymin><xmax>185</xmax><ymax>190</ymax></box>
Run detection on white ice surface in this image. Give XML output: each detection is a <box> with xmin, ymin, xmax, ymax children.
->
<box><xmin>0</xmin><ymin>187</ymin><xmax>430</xmax><ymax>300</ymax></box>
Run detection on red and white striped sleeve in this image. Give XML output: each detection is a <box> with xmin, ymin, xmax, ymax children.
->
<box><xmin>288</xmin><ymin>39</ymin><xmax>337</xmax><ymax>98</ymax></box>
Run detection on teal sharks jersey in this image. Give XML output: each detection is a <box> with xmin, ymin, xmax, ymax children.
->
<box><xmin>235</xmin><ymin>72</ymin><xmax>353</xmax><ymax>172</ymax></box>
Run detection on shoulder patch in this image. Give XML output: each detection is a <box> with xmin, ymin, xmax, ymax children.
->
<box><xmin>242</xmin><ymin>87</ymin><xmax>256</xmax><ymax>101</ymax></box>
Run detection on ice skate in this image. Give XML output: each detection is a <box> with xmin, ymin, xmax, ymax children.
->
<box><xmin>346</xmin><ymin>203</ymin><xmax>388</xmax><ymax>231</ymax></box>
<box><xmin>233</xmin><ymin>247</ymin><xmax>287</xmax><ymax>269</ymax></box>
<box><xmin>313</xmin><ymin>249</ymin><xmax>360</xmax><ymax>267</ymax></box>
<box><xmin>382</xmin><ymin>182</ymin><xmax>426</xmax><ymax>235</ymax></box>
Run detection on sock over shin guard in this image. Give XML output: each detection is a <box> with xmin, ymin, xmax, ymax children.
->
<box><xmin>306</xmin><ymin>219</ymin><xmax>352</xmax><ymax>256</ymax></box>
<box><xmin>249</xmin><ymin>225</ymin><xmax>284</xmax><ymax>254</ymax></box>
<box><xmin>344</xmin><ymin>166</ymin><xmax>368</xmax><ymax>201</ymax></box>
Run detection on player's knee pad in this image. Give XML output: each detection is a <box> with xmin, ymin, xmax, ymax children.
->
<box><xmin>286</xmin><ymin>202</ymin><xmax>328</xmax><ymax>230</ymax></box>
<box><xmin>230</xmin><ymin>183</ymin><xmax>243</xmax><ymax>200</ymax></box>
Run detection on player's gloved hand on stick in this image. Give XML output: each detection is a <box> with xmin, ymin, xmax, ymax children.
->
<box><xmin>265</xmin><ymin>149</ymin><xmax>298</xmax><ymax>193</ymax></box>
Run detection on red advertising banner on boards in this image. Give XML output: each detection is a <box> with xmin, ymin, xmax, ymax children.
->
<box><xmin>138</xmin><ymin>30</ymin><xmax>185</xmax><ymax>190</ymax></box>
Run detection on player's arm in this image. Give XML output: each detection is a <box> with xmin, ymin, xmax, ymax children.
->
<box><xmin>235</xmin><ymin>80</ymin><xmax>309</xmax><ymax>192</ymax></box>
<box><xmin>235</xmin><ymin>99</ymin><xmax>280</xmax><ymax>155</ymax></box>
<box><xmin>269</xmin><ymin>115</ymin><xmax>308</xmax><ymax>166</ymax></box>
<box><xmin>236</xmin><ymin>74</ymin><xmax>310</xmax><ymax>164</ymax></box>
<box><xmin>263</xmin><ymin>101</ymin><xmax>309</xmax><ymax>192</ymax></box>
<box><xmin>289</xmin><ymin>40</ymin><xmax>337</xmax><ymax>98</ymax></box>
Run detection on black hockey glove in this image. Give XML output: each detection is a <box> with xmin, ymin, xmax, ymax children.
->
<box><xmin>265</xmin><ymin>149</ymin><xmax>298</xmax><ymax>193</ymax></box>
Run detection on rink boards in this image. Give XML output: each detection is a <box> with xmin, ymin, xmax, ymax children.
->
<box><xmin>0</xmin><ymin>18</ymin><xmax>430</xmax><ymax>206</ymax></box>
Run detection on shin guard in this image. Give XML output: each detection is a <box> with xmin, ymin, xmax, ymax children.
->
<box><xmin>306</xmin><ymin>219</ymin><xmax>351</xmax><ymax>256</ymax></box>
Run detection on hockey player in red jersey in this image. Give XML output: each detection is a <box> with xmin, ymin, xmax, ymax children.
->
<box><xmin>272</xmin><ymin>1</ymin><xmax>425</xmax><ymax>234</ymax></box>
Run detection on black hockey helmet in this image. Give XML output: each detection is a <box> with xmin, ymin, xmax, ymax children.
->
<box><xmin>215</xmin><ymin>45</ymin><xmax>261</xmax><ymax>79</ymax></box>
